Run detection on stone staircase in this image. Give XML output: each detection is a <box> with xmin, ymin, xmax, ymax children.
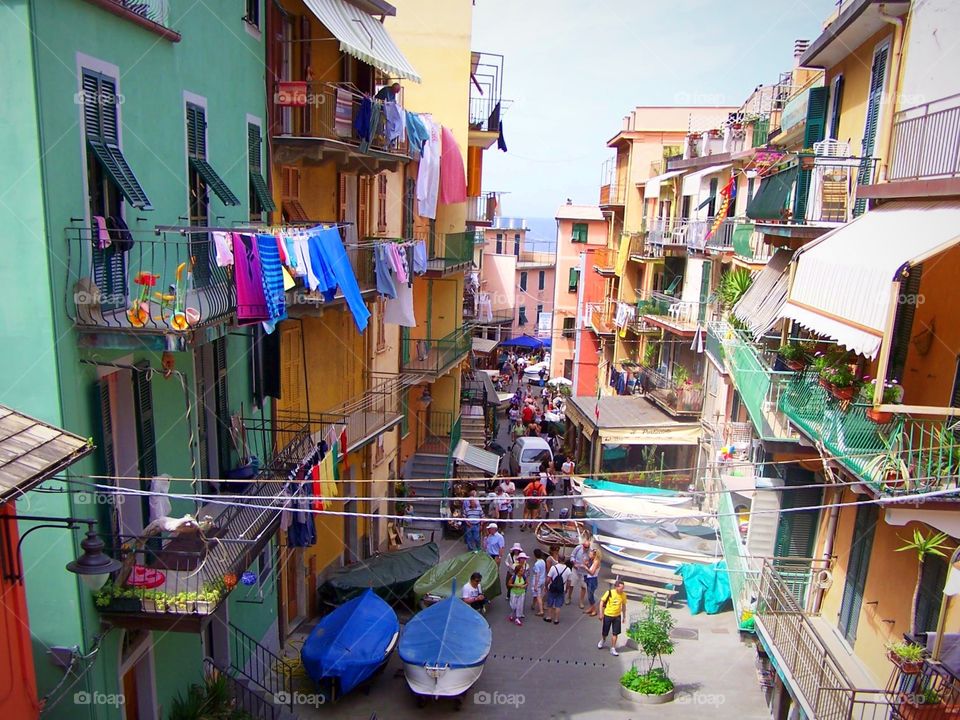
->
<box><xmin>403</xmin><ymin>452</ymin><xmax>449</xmax><ymax>531</ymax></box>
<box><xmin>459</xmin><ymin>414</ymin><xmax>487</xmax><ymax>446</ymax></box>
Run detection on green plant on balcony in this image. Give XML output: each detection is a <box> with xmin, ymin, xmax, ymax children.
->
<box><xmin>777</xmin><ymin>341</ymin><xmax>810</xmax><ymax>371</ymax></box>
<box><xmin>169</xmin><ymin>672</ymin><xmax>250</xmax><ymax>720</ymax></box>
<box><xmin>932</xmin><ymin>427</ymin><xmax>960</xmax><ymax>479</ymax></box>
<box><xmin>886</xmin><ymin>641</ymin><xmax>926</xmax><ymax>675</ymax></box>
<box><xmin>858</xmin><ymin>379</ymin><xmax>904</xmax><ymax>423</ymax></box>
<box><xmin>716</xmin><ymin>269</ymin><xmax>753</xmax><ymax>312</ymax></box>
<box><xmin>671</xmin><ymin>365</ymin><xmax>690</xmax><ymax>389</ymax></box>
<box><xmin>643</xmin><ymin>341</ymin><xmax>659</xmax><ymax>368</ymax></box>
<box><xmin>864</xmin><ymin>431</ymin><xmax>912</xmax><ymax>492</ymax></box>
<box><xmin>821</xmin><ymin>364</ymin><xmax>858</xmax><ymax>401</ymax></box>
<box><xmin>897</xmin><ymin>529</ymin><xmax>951</xmax><ymax>637</ymax></box>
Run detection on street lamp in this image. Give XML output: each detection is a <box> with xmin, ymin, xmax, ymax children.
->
<box><xmin>1</xmin><ymin>515</ymin><xmax>121</xmax><ymax>590</ymax></box>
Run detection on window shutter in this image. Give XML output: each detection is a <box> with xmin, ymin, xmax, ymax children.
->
<box><xmin>82</xmin><ymin>72</ymin><xmax>102</xmax><ymax>140</ymax></box>
<box><xmin>132</xmin><ymin>363</ymin><xmax>157</xmax><ymax>478</ymax></box>
<box><xmin>93</xmin><ymin>380</ymin><xmax>121</xmax><ymax>541</ymax></box>
<box><xmin>888</xmin><ymin>264</ymin><xmax>921</xmax><ymax>382</ymax></box>
<box><xmin>338</xmin><ymin>174</ymin><xmax>347</xmax><ymax>223</ymax></box>
<box><xmin>92</xmin><ymin>245</ymin><xmax>127</xmax><ymax>312</ymax></box>
<box><xmin>248</xmin><ymin>123</ymin><xmax>261</xmax><ymax>172</ymax></box>
<box><xmin>538</xmin><ymin>271</ymin><xmax>545</xmax><ymax>291</ymax></box>
<box><xmin>855</xmin><ymin>46</ymin><xmax>889</xmax><ymax>215</ymax></box>
<box><xmin>187</xmin><ymin>104</ymin><xmax>206</xmax><ymax>159</ymax></box>
<box><xmin>838</xmin><ymin>503</ymin><xmax>877</xmax><ymax>643</ymax></box>
<box><xmin>829</xmin><ymin>75</ymin><xmax>844</xmax><ymax>140</ymax></box>
<box><xmin>915</xmin><ymin>555</ymin><xmax>948</xmax><ymax>633</ymax></box>
<box><xmin>213</xmin><ymin>337</ymin><xmax>231</xmax><ymax>473</ymax></box>
<box><xmin>247</xmin><ymin>123</ymin><xmax>275</xmax><ymax>213</ymax></box>
<box><xmin>951</xmin><ymin>357</ymin><xmax>960</xmax><ymax>408</ymax></box>
<box><xmin>519</xmin><ymin>272</ymin><xmax>527</xmax><ymax>291</ymax></box>
<box><xmin>793</xmin><ymin>86</ymin><xmax>829</xmax><ymax>222</ymax></box>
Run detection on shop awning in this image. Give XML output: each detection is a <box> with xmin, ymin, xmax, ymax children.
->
<box><xmin>681</xmin><ymin>163</ymin><xmax>731</xmax><ymax>197</ymax></box>
<box><xmin>732</xmin><ymin>249</ymin><xmax>793</xmax><ymax>339</ymax></box>
<box><xmin>746</xmin><ymin>166</ymin><xmax>798</xmax><ymax>220</ymax></box>
<box><xmin>779</xmin><ymin>201</ymin><xmax>960</xmax><ymax>359</ymax></box>
<box><xmin>565</xmin><ymin>396</ymin><xmax>700</xmax><ymax>445</ymax></box>
<box><xmin>642</xmin><ymin>170</ymin><xmax>683</xmax><ymax>200</ymax></box>
<box><xmin>0</xmin><ymin>406</ymin><xmax>93</xmax><ymax>502</ymax></box>
<box><xmin>472</xmin><ymin>337</ymin><xmax>498</xmax><ymax>355</ymax></box>
<box><xmin>303</xmin><ymin>0</ymin><xmax>421</xmax><ymax>83</ymax></box>
<box><xmin>453</xmin><ymin>440</ymin><xmax>500</xmax><ymax>476</ymax></box>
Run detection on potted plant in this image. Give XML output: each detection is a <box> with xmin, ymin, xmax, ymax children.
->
<box><xmin>823</xmin><ymin>364</ymin><xmax>857</xmax><ymax>401</ymax></box>
<box><xmin>798</xmin><ymin>148</ymin><xmax>816</xmax><ymax>170</ymax></box>
<box><xmin>672</xmin><ymin>365</ymin><xmax>690</xmax><ymax>389</ymax></box>
<box><xmin>777</xmin><ymin>342</ymin><xmax>809</xmax><ymax>371</ymax></box>
<box><xmin>860</xmin><ymin>380</ymin><xmax>904</xmax><ymax>423</ymax></box>
<box><xmin>154</xmin><ymin>592</ymin><xmax>168</xmax><ymax>613</ymax></box>
<box><xmin>619</xmin><ymin>597</ymin><xmax>676</xmax><ymax>704</ymax></box>
<box><xmin>141</xmin><ymin>589</ymin><xmax>157</xmax><ymax>613</ymax></box>
<box><xmin>896</xmin><ymin>530</ymin><xmax>950</xmax><ymax>637</ymax></box>
<box><xmin>886</xmin><ymin>641</ymin><xmax>925</xmax><ymax>675</ymax></box>
<box><xmin>708</xmin><ymin>128</ymin><xmax>723</xmax><ymax>139</ymax></box>
<box><xmin>864</xmin><ymin>432</ymin><xmax>911</xmax><ymax>491</ymax></box>
<box><xmin>643</xmin><ymin>341</ymin><xmax>659</xmax><ymax>368</ymax></box>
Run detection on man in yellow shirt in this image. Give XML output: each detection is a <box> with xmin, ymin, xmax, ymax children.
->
<box><xmin>597</xmin><ymin>579</ymin><xmax>627</xmax><ymax>656</ymax></box>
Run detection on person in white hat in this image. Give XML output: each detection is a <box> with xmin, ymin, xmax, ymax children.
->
<box><xmin>506</xmin><ymin>553</ymin><xmax>529</xmax><ymax>626</ymax></box>
<box><xmin>483</xmin><ymin>523</ymin><xmax>505</xmax><ymax>566</ymax></box>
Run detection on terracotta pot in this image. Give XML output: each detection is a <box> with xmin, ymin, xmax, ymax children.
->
<box><xmin>830</xmin><ymin>384</ymin><xmax>855</xmax><ymax>401</ymax></box>
<box><xmin>887</xmin><ymin>650</ymin><xmax>923</xmax><ymax>675</ymax></box>
<box><xmin>818</xmin><ymin>377</ymin><xmax>832</xmax><ymax>391</ymax></box>
<box><xmin>784</xmin><ymin>359</ymin><xmax>806</xmax><ymax>372</ymax></box>
<box><xmin>866</xmin><ymin>407</ymin><xmax>894</xmax><ymax>424</ymax></box>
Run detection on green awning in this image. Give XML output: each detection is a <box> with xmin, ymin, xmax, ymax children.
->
<box><xmin>87</xmin><ymin>139</ymin><xmax>152</xmax><ymax>210</ymax></box>
<box><xmin>249</xmin><ymin>171</ymin><xmax>276</xmax><ymax>212</ymax></box>
<box><xmin>746</xmin><ymin>166</ymin><xmax>798</xmax><ymax>221</ymax></box>
<box><xmin>189</xmin><ymin>158</ymin><xmax>240</xmax><ymax>206</ymax></box>
<box><xmin>731</xmin><ymin>222</ymin><xmax>756</xmax><ymax>258</ymax></box>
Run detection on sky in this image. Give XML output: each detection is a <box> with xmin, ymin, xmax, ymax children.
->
<box><xmin>471</xmin><ymin>0</ymin><xmax>835</xmax><ymax>219</ymax></box>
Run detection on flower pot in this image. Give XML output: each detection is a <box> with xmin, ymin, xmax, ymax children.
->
<box><xmin>800</xmin><ymin>155</ymin><xmax>815</xmax><ymax>170</ymax></box>
<box><xmin>830</xmin><ymin>384</ymin><xmax>855</xmax><ymax>401</ymax></box>
<box><xmin>866</xmin><ymin>407</ymin><xmax>894</xmax><ymax>424</ymax></box>
<box><xmin>887</xmin><ymin>650</ymin><xmax>923</xmax><ymax>675</ymax></box>
<box><xmin>142</xmin><ymin>598</ymin><xmax>157</xmax><ymax>613</ymax></box>
<box><xmin>620</xmin><ymin>685</ymin><xmax>675</xmax><ymax>705</ymax></box>
<box><xmin>818</xmin><ymin>377</ymin><xmax>832</xmax><ymax>391</ymax></box>
<box><xmin>784</xmin><ymin>359</ymin><xmax>806</xmax><ymax>372</ymax></box>
<box><xmin>195</xmin><ymin>600</ymin><xmax>214</xmax><ymax>615</ymax></box>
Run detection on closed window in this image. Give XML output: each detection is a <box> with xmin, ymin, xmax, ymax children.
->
<box><xmin>495</xmin><ymin>233</ymin><xmax>503</xmax><ymax>253</ymax></box>
<box><xmin>377</xmin><ymin>173</ymin><xmax>388</xmax><ymax>233</ymax></box>
<box><xmin>518</xmin><ymin>306</ymin><xmax>527</xmax><ymax>326</ymax></box>
<box><xmin>562</xmin><ymin>317</ymin><xmax>575</xmax><ymax>337</ymax></box>
<box><xmin>538</xmin><ymin>270</ymin><xmax>545</xmax><ymax>291</ymax></box>
<box><xmin>571</xmin><ymin>223</ymin><xmax>588</xmax><ymax>243</ymax></box>
<box><xmin>519</xmin><ymin>271</ymin><xmax>527</xmax><ymax>291</ymax></box>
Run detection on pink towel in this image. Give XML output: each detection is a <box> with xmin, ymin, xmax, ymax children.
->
<box><xmin>93</xmin><ymin>215</ymin><xmax>111</xmax><ymax>249</ymax></box>
<box><xmin>387</xmin><ymin>243</ymin><xmax>408</xmax><ymax>284</ymax></box>
<box><xmin>438</xmin><ymin>126</ymin><xmax>467</xmax><ymax>205</ymax></box>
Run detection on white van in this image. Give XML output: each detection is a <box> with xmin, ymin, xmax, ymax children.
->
<box><xmin>509</xmin><ymin>436</ymin><xmax>553</xmax><ymax>487</ymax></box>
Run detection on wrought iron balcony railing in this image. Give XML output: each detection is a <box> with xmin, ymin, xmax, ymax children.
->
<box><xmin>466</xmin><ymin>192</ymin><xmax>499</xmax><ymax>225</ymax></box>
<box><xmin>65</xmin><ymin>227</ymin><xmax>235</xmax><ymax>336</ymax></box>
<box><xmin>639</xmin><ymin>362</ymin><xmax>705</xmax><ymax>417</ymax></box>
<box><xmin>779</xmin><ymin>371</ymin><xmax>960</xmax><ymax>497</ymax></box>
<box><xmin>401</xmin><ymin>326</ymin><xmax>472</xmax><ymax>375</ymax></box>
<box><xmin>889</xmin><ymin>93</ymin><xmax>960</xmax><ymax>181</ymax></box>
<box><xmin>469</xmin><ymin>51</ymin><xmax>504</xmax><ymax>134</ymax></box>
<box><xmin>638</xmin><ymin>290</ymin><xmax>710</xmax><ymax>331</ymax></box>
<box><xmin>887</xmin><ymin>655</ymin><xmax>960</xmax><ymax>719</ymax></box>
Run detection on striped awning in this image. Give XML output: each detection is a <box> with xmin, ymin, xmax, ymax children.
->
<box><xmin>303</xmin><ymin>0</ymin><xmax>421</xmax><ymax>83</ymax></box>
<box><xmin>732</xmin><ymin>249</ymin><xmax>793</xmax><ymax>339</ymax></box>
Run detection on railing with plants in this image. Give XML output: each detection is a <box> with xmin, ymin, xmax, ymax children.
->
<box><xmin>638</xmin><ymin>290</ymin><xmax>708</xmax><ymax>327</ymax></box>
<box><xmin>757</xmin><ymin>560</ymin><xmax>892</xmax><ymax>720</ymax></box>
<box><xmin>203</xmin><ymin>659</ymin><xmax>286</xmax><ymax>720</ymax></box>
<box><xmin>65</xmin><ymin>227</ymin><xmax>236</xmax><ymax>334</ymax></box>
<box><xmin>400</xmin><ymin>325</ymin><xmax>473</xmax><ymax>375</ymax></box>
<box><xmin>886</xmin><ymin>654</ymin><xmax>960</xmax><ymax>719</ymax></box>
<box><xmin>640</xmin><ymin>362</ymin><xmax>704</xmax><ymax>416</ymax></box>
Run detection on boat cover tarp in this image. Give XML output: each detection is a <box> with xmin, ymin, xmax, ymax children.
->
<box><xmin>301</xmin><ymin>589</ymin><xmax>399</xmax><ymax>693</ymax></box>
<box><xmin>587</xmin><ymin>517</ymin><xmax>720</xmax><ymax>556</ymax></box>
<box><xmin>399</xmin><ymin>593</ymin><xmax>491</xmax><ymax>669</ymax></box>
<box><xmin>413</xmin><ymin>551</ymin><xmax>501</xmax><ymax>606</ymax></box>
<box><xmin>583</xmin><ymin>478</ymin><xmax>682</xmax><ymax>496</ymax></box>
<box><xmin>318</xmin><ymin>542</ymin><xmax>440</xmax><ymax>606</ymax></box>
<box><xmin>678</xmin><ymin>560</ymin><xmax>731</xmax><ymax>615</ymax></box>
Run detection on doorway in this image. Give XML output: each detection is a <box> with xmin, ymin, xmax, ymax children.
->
<box><xmin>118</xmin><ymin>630</ymin><xmax>157</xmax><ymax>720</ymax></box>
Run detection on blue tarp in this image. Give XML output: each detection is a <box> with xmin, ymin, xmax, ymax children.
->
<box><xmin>583</xmin><ymin>478</ymin><xmax>680</xmax><ymax>496</ymax></box>
<box><xmin>301</xmin><ymin>589</ymin><xmax>399</xmax><ymax>694</ymax></box>
<box><xmin>398</xmin><ymin>593</ymin><xmax>491</xmax><ymax>669</ymax></box>
<box><xmin>497</xmin><ymin>334</ymin><xmax>543</xmax><ymax>349</ymax></box>
<box><xmin>677</xmin><ymin>561</ymin><xmax>732</xmax><ymax>615</ymax></box>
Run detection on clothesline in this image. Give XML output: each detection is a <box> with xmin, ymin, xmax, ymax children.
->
<box><xmin>153</xmin><ymin>222</ymin><xmax>353</xmax><ymax>236</ymax></box>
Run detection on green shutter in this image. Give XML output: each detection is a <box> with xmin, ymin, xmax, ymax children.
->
<box><xmin>793</xmin><ymin>86</ymin><xmax>829</xmax><ymax>222</ymax></box>
<box><xmin>829</xmin><ymin>75</ymin><xmax>844</xmax><ymax>140</ymax></box>
<box><xmin>92</xmin><ymin>244</ymin><xmax>127</xmax><ymax>311</ymax></box>
<box><xmin>746</xmin><ymin>166</ymin><xmax>799</xmax><ymax>221</ymax></box>
<box><xmin>888</xmin><ymin>264</ymin><xmax>922</xmax><ymax>381</ymax></box>
<box><xmin>187</xmin><ymin>103</ymin><xmax>206</xmax><ymax>159</ymax></box>
<box><xmin>915</xmin><ymin>555</ymin><xmax>948</xmax><ymax>633</ymax></box>
<box><xmin>247</xmin><ymin>123</ymin><xmax>275</xmax><ymax>213</ymax></box>
<box><xmin>773</xmin><ymin>478</ymin><xmax>822</xmax><ymax>606</ymax></box>
<box><xmin>838</xmin><ymin>503</ymin><xmax>877</xmax><ymax>643</ymax></box>
<box><xmin>855</xmin><ymin>46</ymin><xmax>889</xmax><ymax>216</ymax></box>
<box><xmin>572</xmin><ymin>223</ymin><xmax>588</xmax><ymax>243</ymax></box>
<box><xmin>93</xmin><ymin>381</ymin><xmax>121</xmax><ymax>542</ymax></box>
<box><xmin>403</xmin><ymin>178</ymin><xmax>415</xmax><ymax>239</ymax></box>
<box><xmin>568</xmin><ymin>267</ymin><xmax>579</xmax><ymax>292</ymax></box>
<box><xmin>698</xmin><ymin>260</ymin><xmax>711</xmax><ymax>324</ymax></box>
<box><xmin>132</xmin><ymin>363</ymin><xmax>157</xmax><ymax>479</ymax></box>
<box><xmin>731</xmin><ymin>222</ymin><xmax>755</xmax><ymax>258</ymax></box>
<box><xmin>213</xmin><ymin>337</ymin><xmax>231</xmax><ymax>474</ymax></box>
<box><xmin>190</xmin><ymin>158</ymin><xmax>241</xmax><ymax>206</ymax></box>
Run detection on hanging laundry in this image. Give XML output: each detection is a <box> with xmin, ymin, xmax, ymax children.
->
<box><xmin>212</xmin><ymin>231</ymin><xmax>234</xmax><ymax>267</ymax></box>
<box><xmin>374</xmin><ymin>244</ymin><xmax>398</xmax><ymax>299</ymax></box>
<box><xmin>497</xmin><ymin>120</ymin><xmax>508</xmax><ymax>152</ymax></box>
<box><xmin>307</xmin><ymin>227</ymin><xmax>370</xmax><ymax>332</ymax></box>
<box><xmin>439</xmin><ymin>126</ymin><xmax>468</xmax><ymax>205</ymax></box>
<box><xmin>384</xmin><ymin>278</ymin><xmax>416</xmax><ymax>327</ymax></box>
<box><xmin>412</xmin><ymin>240</ymin><xmax>427</xmax><ymax>274</ymax></box>
<box><xmin>92</xmin><ymin>215</ymin><xmax>111</xmax><ymax>249</ymax></box>
<box><xmin>256</xmin><ymin>233</ymin><xmax>287</xmax><ymax>334</ymax></box>
<box><xmin>282</xmin><ymin>266</ymin><xmax>296</xmax><ymax>291</ymax></box>
<box><xmin>384</xmin><ymin>101</ymin><xmax>405</xmax><ymax>145</ymax></box>
<box><xmin>233</xmin><ymin>233</ymin><xmax>269</xmax><ymax>325</ymax></box>
<box><xmin>417</xmin><ymin>115</ymin><xmax>441</xmax><ymax>219</ymax></box>
<box><xmin>353</xmin><ymin>96</ymin><xmax>373</xmax><ymax>143</ymax></box>
<box><xmin>386</xmin><ymin>243</ymin><xmax>408</xmax><ymax>284</ymax></box>
<box><xmin>405</xmin><ymin>113</ymin><xmax>430</xmax><ymax>157</ymax></box>
<box><xmin>106</xmin><ymin>216</ymin><xmax>133</xmax><ymax>252</ymax></box>
<box><xmin>359</xmin><ymin>100</ymin><xmax>382</xmax><ymax>154</ymax></box>
<box><xmin>334</xmin><ymin>88</ymin><xmax>353</xmax><ymax>138</ymax></box>
<box><xmin>274</xmin><ymin>233</ymin><xmax>288</xmax><ymax>265</ymax></box>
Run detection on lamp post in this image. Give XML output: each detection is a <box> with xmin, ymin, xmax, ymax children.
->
<box><xmin>0</xmin><ymin>514</ymin><xmax>121</xmax><ymax>590</ymax></box>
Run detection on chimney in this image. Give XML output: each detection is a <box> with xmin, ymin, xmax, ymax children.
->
<box><xmin>794</xmin><ymin>39</ymin><xmax>810</xmax><ymax>64</ymax></box>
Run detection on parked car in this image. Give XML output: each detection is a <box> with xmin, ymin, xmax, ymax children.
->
<box><xmin>508</xmin><ymin>436</ymin><xmax>553</xmax><ymax>488</ymax></box>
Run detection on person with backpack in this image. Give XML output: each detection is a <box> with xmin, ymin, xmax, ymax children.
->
<box><xmin>544</xmin><ymin>558</ymin><xmax>573</xmax><ymax>624</ymax></box>
<box><xmin>506</xmin><ymin>553</ymin><xmax>529</xmax><ymax>626</ymax></box>
<box><xmin>521</xmin><ymin>473</ymin><xmax>546</xmax><ymax>531</ymax></box>
<box><xmin>597</xmin><ymin>579</ymin><xmax>628</xmax><ymax>656</ymax></box>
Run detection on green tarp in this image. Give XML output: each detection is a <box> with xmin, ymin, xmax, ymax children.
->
<box><xmin>413</xmin><ymin>550</ymin><xmax>502</xmax><ymax>606</ymax></box>
<box><xmin>745</xmin><ymin>166</ymin><xmax>798</xmax><ymax>221</ymax></box>
<box><xmin>677</xmin><ymin>560</ymin><xmax>732</xmax><ymax>615</ymax></box>
<box><xmin>731</xmin><ymin>222</ymin><xmax>756</xmax><ymax>258</ymax></box>
<box><xmin>318</xmin><ymin>542</ymin><xmax>440</xmax><ymax>608</ymax></box>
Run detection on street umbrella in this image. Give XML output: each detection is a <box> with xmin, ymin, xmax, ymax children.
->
<box><xmin>497</xmin><ymin>334</ymin><xmax>543</xmax><ymax>350</ymax></box>
<box><xmin>547</xmin><ymin>377</ymin><xmax>572</xmax><ymax>387</ymax></box>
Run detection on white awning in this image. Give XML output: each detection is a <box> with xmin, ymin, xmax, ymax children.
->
<box><xmin>641</xmin><ymin>170</ymin><xmax>683</xmax><ymax>200</ymax></box>
<box><xmin>732</xmin><ymin>248</ymin><xmax>793</xmax><ymax>339</ymax></box>
<box><xmin>779</xmin><ymin>200</ymin><xmax>960</xmax><ymax>359</ymax></box>
<box><xmin>681</xmin><ymin>163</ymin><xmax>731</xmax><ymax>196</ymax></box>
<box><xmin>472</xmin><ymin>337</ymin><xmax>498</xmax><ymax>354</ymax></box>
<box><xmin>453</xmin><ymin>440</ymin><xmax>500</xmax><ymax>476</ymax></box>
<box><xmin>303</xmin><ymin>0</ymin><xmax>421</xmax><ymax>82</ymax></box>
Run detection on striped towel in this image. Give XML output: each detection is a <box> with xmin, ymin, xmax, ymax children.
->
<box><xmin>256</xmin><ymin>234</ymin><xmax>286</xmax><ymax>333</ymax></box>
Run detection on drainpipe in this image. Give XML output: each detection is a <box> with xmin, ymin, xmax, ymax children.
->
<box><xmin>878</xmin><ymin>5</ymin><xmax>906</xmax><ymax>182</ymax></box>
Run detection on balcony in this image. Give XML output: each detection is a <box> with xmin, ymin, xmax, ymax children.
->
<box><xmin>638</xmin><ymin>290</ymin><xmax>709</xmax><ymax>336</ymax></box>
<box><xmin>628</xmin><ymin>232</ymin><xmax>659</xmax><ymax>260</ymax></box>
<box><xmin>887</xmin><ymin>656</ymin><xmax>960</xmax><ymax>719</ymax></box>
<box><xmin>779</xmin><ymin>371</ymin><xmax>960</xmax><ymax>498</ymax></box>
<box><xmin>466</xmin><ymin>192</ymin><xmax>500</xmax><ymax>227</ymax></box>
<box><xmin>599</xmin><ymin>156</ymin><xmax>626</xmax><ymax>207</ymax></box>
<box><xmin>517</xmin><ymin>249</ymin><xmax>556</xmax><ymax>268</ymax></box>
<box><xmin>756</xmin><ymin>559</ymin><xmax>891</xmax><ymax>720</ymax></box>
<box><xmin>270</xmin><ymin>82</ymin><xmax>409</xmax><ymax>170</ymax></box>
<box><xmin>425</xmin><ymin>231</ymin><xmax>480</xmax><ymax>275</ymax></box>
<box><xmin>275</xmin><ymin>374</ymin><xmax>404</xmax><ymax>453</ymax></box>
<box><xmin>646</xmin><ymin>217</ymin><xmax>723</xmax><ymax>253</ymax></box>
<box><xmin>713</xmin><ymin>322</ymin><xmax>797</xmax><ymax>442</ymax></box>
<box><xmin>85</xmin><ymin>0</ymin><xmax>180</xmax><ymax>41</ymax></box>
<box><xmin>65</xmin><ymin>227</ymin><xmax>235</xmax><ymax>349</ymax></box>
<box><xmin>401</xmin><ymin>326</ymin><xmax>472</xmax><ymax>377</ymax></box>
<box><xmin>888</xmin><ymin>94</ymin><xmax>960</xmax><ymax>182</ymax></box>
<box><xmin>96</xmin><ymin>420</ymin><xmax>311</xmax><ymax>632</ymax></box>
<box><xmin>469</xmin><ymin>51</ymin><xmax>504</xmax><ymax>148</ymax></box>
<box><xmin>591</xmin><ymin>247</ymin><xmax>618</xmax><ymax>276</ymax></box>
<box><xmin>727</xmin><ymin>222</ymin><xmax>777</xmax><ymax>265</ymax></box>
<box><xmin>287</xmin><ymin>243</ymin><xmax>375</xmax><ymax>314</ymax></box>
<box><xmin>586</xmin><ymin>302</ymin><xmax>616</xmax><ymax>337</ymax></box>
<box><xmin>639</xmin><ymin>363</ymin><xmax>705</xmax><ymax>418</ymax></box>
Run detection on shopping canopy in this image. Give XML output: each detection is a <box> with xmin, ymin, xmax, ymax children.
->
<box><xmin>778</xmin><ymin>200</ymin><xmax>960</xmax><ymax>359</ymax></box>
<box><xmin>498</xmin><ymin>334</ymin><xmax>543</xmax><ymax>349</ymax></box>
<box><xmin>303</xmin><ymin>0</ymin><xmax>421</xmax><ymax>82</ymax></box>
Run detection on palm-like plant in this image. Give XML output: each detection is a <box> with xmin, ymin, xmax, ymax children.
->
<box><xmin>895</xmin><ymin>529</ymin><xmax>951</xmax><ymax>636</ymax></box>
<box><xmin>717</xmin><ymin>269</ymin><xmax>753</xmax><ymax>311</ymax></box>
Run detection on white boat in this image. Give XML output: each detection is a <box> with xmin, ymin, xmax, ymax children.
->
<box><xmin>596</xmin><ymin>534</ymin><xmax>719</xmax><ymax>572</ymax></box>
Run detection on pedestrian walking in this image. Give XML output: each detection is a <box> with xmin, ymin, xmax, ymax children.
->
<box><xmin>598</xmin><ymin>579</ymin><xmax>628</xmax><ymax>656</ymax></box>
<box><xmin>461</xmin><ymin>572</ymin><xmax>487</xmax><ymax>613</ymax></box>
<box><xmin>544</xmin><ymin>558</ymin><xmax>573</xmax><ymax>624</ymax></box>
<box><xmin>582</xmin><ymin>548</ymin><xmax>602</xmax><ymax>616</ymax></box>
<box><xmin>567</xmin><ymin>538</ymin><xmax>591</xmax><ymax>607</ymax></box>
<box><xmin>521</xmin><ymin>474</ymin><xmax>546</xmax><ymax>531</ymax></box>
<box><xmin>483</xmin><ymin>523</ymin><xmax>505</xmax><ymax>567</ymax></box>
<box><xmin>462</xmin><ymin>493</ymin><xmax>484</xmax><ymax>551</ymax></box>
<box><xmin>506</xmin><ymin>554</ymin><xmax>528</xmax><ymax>626</ymax></box>
<box><xmin>531</xmin><ymin>548</ymin><xmax>547</xmax><ymax>617</ymax></box>
<box><xmin>498</xmin><ymin>477</ymin><xmax>516</xmax><ymax>520</ymax></box>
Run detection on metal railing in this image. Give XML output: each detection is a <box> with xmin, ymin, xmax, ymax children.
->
<box><xmin>427</xmin><ymin>410</ymin><xmax>454</xmax><ymax>438</ymax></box>
<box><xmin>271</xmin><ymin>81</ymin><xmax>408</xmax><ymax>156</ymax></box>
<box><xmin>203</xmin><ymin>659</ymin><xmax>285</xmax><ymax>720</ymax></box>
<box><xmin>889</xmin><ymin>93</ymin><xmax>960</xmax><ymax>181</ymax></box>
<box><xmin>469</xmin><ymin>51</ymin><xmax>504</xmax><ymax>133</ymax></box>
<box><xmin>716</xmin><ymin>322</ymin><xmax>797</xmax><ymax>442</ymax></box>
<box><xmin>427</xmin><ymin>231</ymin><xmax>480</xmax><ymax>271</ymax></box>
<box><xmin>794</xmin><ymin>157</ymin><xmax>878</xmax><ymax>223</ymax></box>
<box><xmin>646</xmin><ymin>217</ymin><xmax>726</xmax><ymax>252</ymax></box>
<box><xmin>228</xmin><ymin>623</ymin><xmax>293</xmax><ymax>711</ymax></box>
<box><xmin>99</xmin><ymin>0</ymin><xmax>171</xmax><ymax>27</ymax></box>
<box><xmin>703</xmin><ymin>218</ymin><xmax>748</xmax><ymax>252</ymax></box>
<box><xmin>757</xmin><ymin>560</ymin><xmax>892</xmax><ymax>720</ymax></box>
<box><xmin>401</xmin><ymin>325</ymin><xmax>473</xmax><ymax>375</ymax></box>
<box><xmin>887</xmin><ymin>657</ymin><xmax>960</xmax><ymax>719</ymax></box>
<box><xmin>65</xmin><ymin>227</ymin><xmax>235</xmax><ymax>333</ymax></box>
<box><xmin>779</xmin><ymin>370</ymin><xmax>960</xmax><ymax>497</ymax></box>
<box><xmin>288</xmin><ymin>241</ymin><xmax>375</xmax><ymax>307</ymax></box>
<box><xmin>705</xmin><ymin>321</ymin><xmax>727</xmax><ymax>367</ymax></box>
<box><xmin>639</xmin><ymin>362</ymin><xmax>705</xmax><ymax>416</ymax></box>
<box><xmin>517</xmin><ymin>249</ymin><xmax>556</xmax><ymax>266</ymax></box>
<box><xmin>472</xmin><ymin>306</ymin><xmax>515</xmax><ymax>324</ymax></box>
<box><xmin>638</xmin><ymin>290</ymin><xmax>709</xmax><ymax>328</ymax></box>
<box><xmin>467</xmin><ymin>192</ymin><xmax>499</xmax><ymax>225</ymax></box>
<box><xmin>599</xmin><ymin>182</ymin><xmax>625</xmax><ymax>206</ymax></box>
<box><xmin>586</xmin><ymin>301</ymin><xmax>616</xmax><ymax>335</ymax></box>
